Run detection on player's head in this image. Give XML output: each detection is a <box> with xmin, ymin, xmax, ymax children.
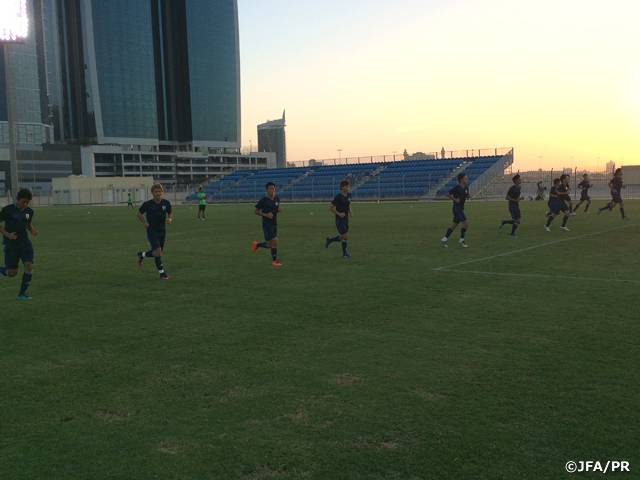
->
<box><xmin>553</xmin><ymin>178</ymin><xmax>561</xmax><ymax>185</ymax></box>
<box><xmin>560</xmin><ymin>173</ymin><xmax>569</xmax><ymax>184</ymax></box>
<box><xmin>615</xmin><ymin>168</ymin><xmax>622</xmax><ymax>176</ymax></box>
<box><xmin>512</xmin><ymin>174</ymin><xmax>521</xmax><ymax>185</ymax></box>
<box><xmin>583</xmin><ymin>173</ymin><xmax>588</xmax><ymax>179</ymax></box>
<box><xmin>199</xmin><ymin>186</ymin><xmax>203</xmax><ymax>192</ymax></box>
<box><xmin>265</xmin><ymin>182</ymin><xmax>276</xmax><ymax>198</ymax></box>
<box><xmin>457</xmin><ymin>172</ymin><xmax>467</xmax><ymax>184</ymax></box>
<box><xmin>339</xmin><ymin>179</ymin><xmax>350</xmax><ymax>192</ymax></box>
<box><xmin>16</xmin><ymin>188</ymin><xmax>32</xmax><ymax>209</ymax></box>
<box><xmin>151</xmin><ymin>183</ymin><xmax>164</xmax><ymax>200</ymax></box>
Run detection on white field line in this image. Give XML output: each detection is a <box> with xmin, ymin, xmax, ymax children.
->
<box><xmin>433</xmin><ymin>223</ymin><xmax>638</xmax><ymax>272</ymax></box>
<box><xmin>442</xmin><ymin>269</ymin><xmax>640</xmax><ymax>284</ymax></box>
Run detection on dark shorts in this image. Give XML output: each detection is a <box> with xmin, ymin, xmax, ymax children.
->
<box><xmin>565</xmin><ymin>195</ymin><xmax>572</xmax><ymax>202</ymax></box>
<box><xmin>452</xmin><ymin>204</ymin><xmax>466</xmax><ymax>223</ymax></box>
<box><xmin>509</xmin><ymin>203</ymin><xmax>521</xmax><ymax>220</ymax></box>
<box><xmin>127</xmin><ymin>202</ymin><xmax>133</xmax><ymax>206</ymax></box>
<box><xmin>146</xmin><ymin>230</ymin><xmax>166</xmax><ymax>251</ymax></box>
<box><xmin>552</xmin><ymin>200</ymin><xmax>569</xmax><ymax>215</ymax></box>
<box><xmin>580</xmin><ymin>192</ymin><xmax>590</xmax><ymax>201</ymax></box>
<box><xmin>335</xmin><ymin>217</ymin><xmax>349</xmax><ymax>235</ymax></box>
<box><xmin>263</xmin><ymin>224</ymin><xmax>277</xmax><ymax>241</ymax></box>
<box><xmin>611</xmin><ymin>192</ymin><xmax>623</xmax><ymax>203</ymax></box>
<box><xmin>198</xmin><ymin>204</ymin><xmax>206</xmax><ymax>211</ymax></box>
<box><xmin>4</xmin><ymin>240</ymin><xmax>34</xmax><ymax>270</ymax></box>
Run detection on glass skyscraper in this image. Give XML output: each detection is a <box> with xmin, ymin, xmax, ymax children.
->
<box><xmin>48</xmin><ymin>0</ymin><xmax>240</xmax><ymax>148</ymax></box>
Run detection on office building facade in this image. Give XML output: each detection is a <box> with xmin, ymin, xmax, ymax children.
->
<box><xmin>258</xmin><ymin>111</ymin><xmax>286</xmax><ymax>169</ymax></box>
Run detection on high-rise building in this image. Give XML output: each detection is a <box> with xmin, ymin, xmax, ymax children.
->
<box><xmin>1</xmin><ymin>0</ymin><xmax>274</xmax><ymax>191</ymax></box>
<box><xmin>258</xmin><ymin>111</ymin><xmax>286</xmax><ymax>168</ymax></box>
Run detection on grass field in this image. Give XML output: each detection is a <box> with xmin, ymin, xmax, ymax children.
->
<box><xmin>1</xmin><ymin>199</ymin><xmax>639</xmax><ymax>479</ymax></box>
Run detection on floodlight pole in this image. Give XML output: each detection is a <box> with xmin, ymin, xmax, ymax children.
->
<box><xmin>4</xmin><ymin>43</ymin><xmax>20</xmax><ymax>199</ymax></box>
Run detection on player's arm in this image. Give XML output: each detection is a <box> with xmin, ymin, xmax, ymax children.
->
<box><xmin>447</xmin><ymin>192</ymin><xmax>460</xmax><ymax>203</ymax></box>
<box><xmin>0</xmin><ymin>222</ymin><xmax>17</xmax><ymax>240</ymax></box>
<box><xmin>167</xmin><ymin>212</ymin><xmax>173</xmax><ymax>224</ymax></box>
<box><xmin>329</xmin><ymin>203</ymin><xmax>345</xmax><ymax>218</ymax></box>
<box><xmin>255</xmin><ymin>208</ymin><xmax>273</xmax><ymax>219</ymax></box>
<box><xmin>137</xmin><ymin>211</ymin><xmax>149</xmax><ymax>228</ymax></box>
<box><xmin>27</xmin><ymin>222</ymin><xmax>38</xmax><ymax>236</ymax></box>
<box><xmin>608</xmin><ymin>180</ymin><xmax>615</xmax><ymax>191</ymax></box>
<box><xmin>505</xmin><ymin>193</ymin><xmax>519</xmax><ymax>202</ymax></box>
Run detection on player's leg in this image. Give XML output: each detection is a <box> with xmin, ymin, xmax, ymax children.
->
<box><xmin>574</xmin><ymin>199</ymin><xmax>583</xmax><ymax>211</ymax></box>
<box><xmin>545</xmin><ymin>211</ymin><xmax>557</xmax><ymax>230</ymax></box>
<box><xmin>598</xmin><ymin>200</ymin><xmax>615</xmax><ymax>214</ymax></box>
<box><xmin>619</xmin><ymin>201</ymin><xmax>629</xmax><ymax>219</ymax></box>
<box><xmin>1</xmin><ymin>247</ymin><xmax>19</xmax><ymax>278</ymax></box>
<box><xmin>339</xmin><ymin>224</ymin><xmax>350</xmax><ymax>257</ymax></box>
<box><xmin>459</xmin><ymin>219</ymin><xmax>469</xmax><ymax>247</ymax></box>
<box><xmin>442</xmin><ymin>220</ymin><xmax>458</xmax><ymax>246</ymax></box>
<box><xmin>561</xmin><ymin>209</ymin><xmax>570</xmax><ymax>230</ymax></box>
<box><xmin>17</xmin><ymin>243</ymin><xmax>34</xmax><ymax>299</ymax></box>
<box><xmin>584</xmin><ymin>199</ymin><xmax>591</xmax><ymax>212</ymax></box>
<box><xmin>326</xmin><ymin>218</ymin><xmax>343</xmax><ymax>247</ymax></box>
<box><xmin>510</xmin><ymin>206</ymin><xmax>521</xmax><ymax>237</ymax></box>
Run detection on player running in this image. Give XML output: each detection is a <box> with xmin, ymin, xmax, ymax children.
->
<box><xmin>597</xmin><ymin>168</ymin><xmax>629</xmax><ymax>220</ymax></box>
<box><xmin>252</xmin><ymin>182</ymin><xmax>283</xmax><ymax>266</ymax></box>
<box><xmin>325</xmin><ymin>180</ymin><xmax>353</xmax><ymax>258</ymax></box>
<box><xmin>441</xmin><ymin>172</ymin><xmax>471</xmax><ymax>247</ymax></box>
<box><xmin>500</xmin><ymin>174</ymin><xmax>524</xmax><ymax>237</ymax></box>
<box><xmin>0</xmin><ymin>189</ymin><xmax>39</xmax><ymax>300</ymax></box>
<box><xmin>137</xmin><ymin>183</ymin><xmax>173</xmax><ymax>279</ymax></box>
<box><xmin>545</xmin><ymin>174</ymin><xmax>571</xmax><ymax>231</ymax></box>
<box><xmin>573</xmin><ymin>173</ymin><xmax>592</xmax><ymax>213</ymax></box>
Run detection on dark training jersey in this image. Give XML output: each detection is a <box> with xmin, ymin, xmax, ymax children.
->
<box><xmin>506</xmin><ymin>185</ymin><xmax>521</xmax><ymax>205</ymax></box>
<box><xmin>610</xmin><ymin>176</ymin><xmax>623</xmax><ymax>192</ymax></box>
<box><xmin>448</xmin><ymin>184</ymin><xmax>469</xmax><ymax>208</ymax></box>
<box><xmin>578</xmin><ymin>180</ymin><xmax>592</xmax><ymax>192</ymax></box>
<box><xmin>557</xmin><ymin>183</ymin><xmax>569</xmax><ymax>199</ymax></box>
<box><xmin>255</xmin><ymin>196</ymin><xmax>281</xmax><ymax>226</ymax></box>
<box><xmin>139</xmin><ymin>199</ymin><xmax>172</xmax><ymax>234</ymax></box>
<box><xmin>0</xmin><ymin>204</ymin><xmax>34</xmax><ymax>245</ymax></box>
<box><xmin>331</xmin><ymin>192</ymin><xmax>352</xmax><ymax>219</ymax></box>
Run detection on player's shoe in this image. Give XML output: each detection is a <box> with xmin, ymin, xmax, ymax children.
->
<box><xmin>459</xmin><ymin>239</ymin><xmax>468</xmax><ymax>248</ymax></box>
<box><xmin>160</xmin><ymin>273</ymin><xmax>171</xmax><ymax>280</ymax></box>
<box><xmin>585</xmin><ymin>211</ymin><xmax>590</xmax><ymax>214</ymax></box>
<box><xmin>137</xmin><ymin>252</ymin><xmax>143</xmax><ymax>266</ymax></box>
<box><xmin>343</xmin><ymin>253</ymin><xmax>352</xmax><ymax>258</ymax></box>
<box><xmin>623</xmin><ymin>216</ymin><xmax>630</xmax><ymax>220</ymax></box>
<box><xmin>272</xmin><ymin>260</ymin><xmax>282</xmax><ymax>267</ymax></box>
<box><xmin>252</xmin><ymin>241</ymin><xmax>258</xmax><ymax>253</ymax></box>
<box><xmin>499</xmin><ymin>220</ymin><xmax>504</xmax><ymax>229</ymax></box>
<box><xmin>441</xmin><ymin>237</ymin><xmax>448</xmax><ymax>247</ymax></box>
<box><xmin>560</xmin><ymin>226</ymin><xmax>570</xmax><ymax>231</ymax></box>
<box><xmin>18</xmin><ymin>294</ymin><xmax>33</xmax><ymax>300</ymax></box>
<box><xmin>597</xmin><ymin>208</ymin><xmax>602</xmax><ymax>215</ymax></box>
<box><xmin>510</xmin><ymin>234</ymin><xmax>517</xmax><ymax>238</ymax></box>
<box><xmin>569</xmin><ymin>212</ymin><xmax>576</xmax><ymax>216</ymax></box>
<box><xmin>325</xmin><ymin>237</ymin><xmax>331</xmax><ymax>248</ymax></box>
<box><xmin>545</xmin><ymin>226</ymin><xmax>551</xmax><ymax>231</ymax></box>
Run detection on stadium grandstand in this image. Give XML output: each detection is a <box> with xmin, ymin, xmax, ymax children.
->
<box><xmin>188</xmin><ymin>148</ymin><xmax>513</xmax><ymax>203</ymax></box>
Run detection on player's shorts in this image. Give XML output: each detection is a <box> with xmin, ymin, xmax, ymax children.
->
<box><xmin>452</xmin><ymin>204</ymin><xmax>466</xmax><ymax>223</ymax></box>
<box><xmin>565</xmin><ymin>195</ymin><xmax>572</xmax><ymax>202</ymax></box>
<box><xmin>580</xmin><ymin>192</ymin><xmax>590</xmax><ymax>201</ymax></box>
<box><xmin>509</xmin><ymin>203</ymin><xmax>521</xmax><ymax>220</ymax></box>
<box><xmin>263</xmin><ymin>223</ymin><xmax>277</xmax><ymax>241</ymax></box>
<box><xmin>335</xmin><ymin>217</ymin><xmax>349</xmax><ymax>234</ymax></box>
<box><xmin>3</xmin><ymin>239</ymin><xmax>34</xmax><ymax>270</ymax></box>
<box><xmin>146</xmin><ymin>230</ymin><xmax>166</xmax><ymax>251</ymax></box>
<box><xmin>198</xmin><ymin>204</ymin><xmax>206</xmax><ymax>211</ymax></box>
<box><xmin>127</xmin><ymin>202</ymin><xmax>133</xmax><ymax>206</ymax></box>
<box><xmin>552</xmin><ymin>200</ymin><xmax>569</xmax><ymax>215</ymax></box>
<box><xmin>611</xmin><ymin>192</ymin><xmax>623</xmax><ymax>203</ymax></box>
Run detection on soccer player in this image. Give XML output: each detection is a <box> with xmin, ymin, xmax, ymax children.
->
<box><xmin>499</xmin><ymin>174</ymin><xmax>524</xmax><ymax>237</ymax></box>
<box><xmin>545</xmin><ymin>174</ymin><xmax>571</xmax><ymax>231</ymax></box>
<box><xmin>197</xmin><ymin>186</ymin><xmax>207</xmax><ymax>220</ymax></box>
<box><xmin>597</xmin><ymin>168</ymin><xmax>629</xmax><ymax>220</ymax></box>
<box><xmin>0</xmin><ymin>189</ymin><xmax>38</xmax><ymax>300</ymax></box>
<box><xmin>545</xmin><ymin>178</ymin><xmax>561</xmax><ymax>217</ymax></box>
<box><xmin>252</xmin><ymin>182</ymin><xmax>283</xmax><ymax>266</ymax></box>
<box><xmin>573</xmin><ymin>173</ymin><xmax>592</xmax><ymax>213</ymax></box>
<box><xmin>137</xmin><ymin>183</ymin><xmax>173</xmax><ymax>279</ymax></box>
<box><xmin>441</xmin><ymin>172</ymin><xmax>471</xmax><ymax>247</ymax></box>
<box><xmin>127</xmin><ymin>192</ymin><xmax>134</xmax><ymax>210</ymax></box>
<box><xmin>325</xmin><ymin>180</ymin><xmax>353</xmax><ymax>258</ymax></box>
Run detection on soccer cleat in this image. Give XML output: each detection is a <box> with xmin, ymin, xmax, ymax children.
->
<box><xmin>561</xmin><ymin>226</ymin><xmax>570</xmax><ymax>231</ymax></box>
<box><xmin>325</xmin><ymin>237</ymin><xmax>331</xmax><ymax>248</ymax></box>
<box><xmin>18</xmin><ymin>294</ymin><xmax>33</xmax><ymax>300</ymax></box>
<box><xmin>459</xmin><ymin>239</ymin><xmax>468</xmax><ymax>248</ymax></box>
<box><xmin>510</xmin><ymin>234</ymin><xmax>517</xmax><ymax>238</ymax></box>
<box><xmin>545</xmin><ymin>226</ymin><xmax>551</xmax><ymax>232</ymax></box>
<box><xmin>252</xmin><ymin>241</ymin><xmax>258</xmax><ymax>253</ymax></box>
<box><xmin>160</xmin><ymin>273</ymin><xmax>171</xmax><ymax>280</ymax></box>
<box><xmin>499</xmin><ymin>220</ymin><xmax>504</xmax><ymax>229</ymax></box>
<box><xmin>585</xmin><ymin>211</ymin><xmax>590</xmax><ymax>214</ymax></box>
<box><xmin>343</xmin><ymin>253</ymin><xmax>352</xmax><ymax>258</ymax></box>
<box><xmin>137</xmin><ymin>252</ymin><xmax>143</xmax><ymax>266</ymax></box>
<box><xmin>623</xmin><ymin>217</ymin><xmax>630</xmax><ymax>220</ymax></box>
<box><xmin>569</xmin><ymin>213</ymin><xmax>576</xmax><ymax>216</ymax></box>
<box><xmin>597</xmin><ymin>208</ymin><xmax>602</xmax><ymax>215</ymax></box>
<box><xmin>272</xmin><ymin>260</ymin><xmax>282</xmax><ymax>267</ymax></box>
<box><xmin>441</xmin><ymin>236</ymin><xmax>448</xmax><ymax>247</ymax></box>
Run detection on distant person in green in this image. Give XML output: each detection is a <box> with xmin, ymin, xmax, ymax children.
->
<box><xmin>127</xmin><ymin>192</ymin><xmax>133</xmax><ymax>210</ymax></box>
<box><xmin>197</xmin><ymin>186</ymin><xmax>207</xmax><ymax>220</ymax></box>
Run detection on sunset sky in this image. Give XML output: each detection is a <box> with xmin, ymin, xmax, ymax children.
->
<box><xmin>238</xmin><ymin>0</ymin><xmax>640</xmax><ymax>171</ymax></box>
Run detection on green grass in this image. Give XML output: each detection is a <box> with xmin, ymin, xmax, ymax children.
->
<box><xmin>1</xmin><ymin>200</ymin><xmax>638</xmax><ymax>479</ymax></box>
